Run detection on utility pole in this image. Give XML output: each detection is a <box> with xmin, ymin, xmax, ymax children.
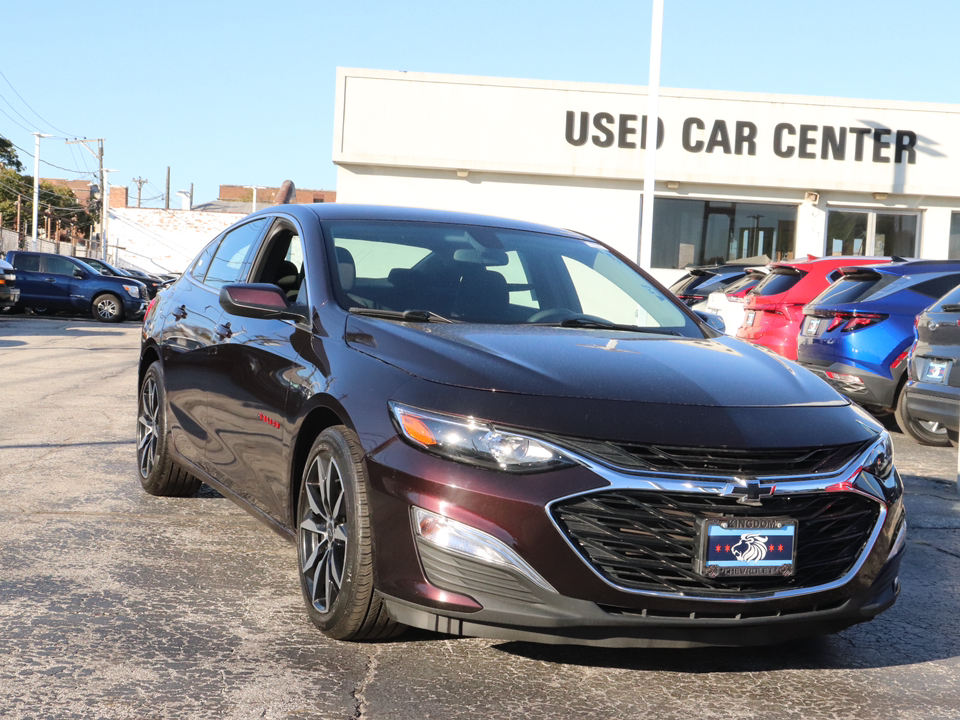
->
<box><xmin>165</xmin><ymin>167</ymin><xmax>170</xmax><ymax>210</ymax></box>
<box><xmin>66</xmin><ymin>138</ymin><xmax>107</xmax><ymax>259</ymax></box>
<box><xmin>31</xmin><ymin>132</ymin><xmax>53</xmax><ymax>250</ymax></box>
<box><xmin>132</xmin><ymin>176</ymin><xmax>148</xmax><ymax>208</ymax></box>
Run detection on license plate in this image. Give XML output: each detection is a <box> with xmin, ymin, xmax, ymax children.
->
<box><xmin>803</xmin><ymin>317</ymin><xmax>821</xmax><ymax>336</ymax></box>
<box><xmin>924</xmin><ymin>359</ymin><xmax>948</xmax><ymax>383</ymax></box>
<box><xmin>697</xmin><ymin>517</ymin><xmax>797</xmax><ymax>578</ymax></box>
<box><xmin>745</xmin><ymin>311</ymin><xmax>755</xmax><ymax>327</ymax></box>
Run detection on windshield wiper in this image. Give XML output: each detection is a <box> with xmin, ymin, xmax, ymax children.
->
<box><xmin>553</xmin><ymin>317</ymin><xmax>682</xmax><ymax>336</ymax></box>
<box><xmin>349</xmin><ymin>307</ymin><xmax>457</xmax><ymax>323</ymax></box>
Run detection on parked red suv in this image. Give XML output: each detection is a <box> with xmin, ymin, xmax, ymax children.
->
<box><xmin>737</xmin><ymin>256</ymin><xmax>891</xmax><ymax>360</ymax></box>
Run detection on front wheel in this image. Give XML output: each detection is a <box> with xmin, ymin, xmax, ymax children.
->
<box><xmin>895</xmin><ymin>386</ymin><xmax>951</xmax><ymax>447</ymax></box>
<box><xmin>92</xmin><ymin>293</ymin><xmax>124</xmax><ymax>323</ymax></box>
<box><xmin>297</xmin><ymin>426</ymin><xmax>403</xmax><ymax>641</ymax></box>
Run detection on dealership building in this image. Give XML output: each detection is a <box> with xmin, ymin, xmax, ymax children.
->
<box><xmin>333</xmin><ymin>67</ymin><xmax>960</xmax><ymax>284</ymax></box>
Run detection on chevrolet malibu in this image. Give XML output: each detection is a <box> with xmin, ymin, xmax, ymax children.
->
<box><xmin>137</xmin><ymin>204</ymin><xmax>904</xmax><ymax>648</ymax></box>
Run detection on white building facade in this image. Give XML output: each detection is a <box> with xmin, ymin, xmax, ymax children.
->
<box><xmin>333</xmin><ymin>67</ymin><xmax>960</xmax><ymax>284</ymax></box>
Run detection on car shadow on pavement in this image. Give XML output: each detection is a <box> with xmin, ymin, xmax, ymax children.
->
<box><xmin>0</xmin><ymin>315</ymin><xmax>133</xmax><ymax>336</ymax></box>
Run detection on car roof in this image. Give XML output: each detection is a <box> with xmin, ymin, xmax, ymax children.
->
<box><xmin>843</xmin><ymin>259</ymin><xmax>960</xmax><ymax>276</ymax></box>
<box><xmin>254</xmin><ymin>203</ymin><xmax>591</xmax><ymax>240</ymax></box>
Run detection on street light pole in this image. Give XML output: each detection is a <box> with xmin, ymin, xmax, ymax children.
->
<box><xmin>244</xmin><ymin>185</ymin><xmax>265</xmax><ymax>214</ymax></box>
<box><xmin>102</xmin><ymin>169</ymin><xmax>118</xmax><ymax>261</ymax></box>
<box><xmin>31</xmin><ymin>132</ymin><xmax>53</xmax><ymax>251</ymax></box>
<box><xmin>638</xmin><ymin>0</ymin><xmax>664</xmax><ymax>270</ymax></box>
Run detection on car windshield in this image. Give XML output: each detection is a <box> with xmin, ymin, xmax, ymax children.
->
<box><xmin>324</xmin><ymin>221</ymin><xmax>700</xmax><ymax>336</ymax></box>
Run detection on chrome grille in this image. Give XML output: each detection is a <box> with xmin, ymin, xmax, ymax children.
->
<box><xmin>554</xmin><ymin>438</ymin><xmax>867</xmax><ymax>477</ymax></box>
<box><xmin>552</xmin><ymin>491</ymin><xmax>880</xmax><ymax>595</ymax></box>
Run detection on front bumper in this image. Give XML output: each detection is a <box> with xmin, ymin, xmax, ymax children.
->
<box><xmin>124</xmin><ymin>297</ymin><xmax>148</xmax><ymax>319</ymax></box>
<box><xmin>0</xmin><ymin>287</ymin><xmax>19</xmax><ymax>309</ymax></box>
<box><xmin>365</xmin><ymin>435</ymin><xmax>904</xmax><ymax>647</ymax></box>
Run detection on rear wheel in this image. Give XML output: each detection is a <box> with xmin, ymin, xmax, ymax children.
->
<box><xmin>93</xmin><ymin>293</ymin><xmax>124</xmax><ymax>323</ymax></box>
<box><xmin>297</xmin><ymin>426</ymin><xmax>403</xmax><ymax>641</ymax></box>
<box><xmin>137</xmin><ymin>362</ymin><xmax>202</xmax><ymax>496</ymax></box>
<box><xmin>895</xmin><ymin>386</ymin><xmax>951</xmax><ymax>447</ymax></box>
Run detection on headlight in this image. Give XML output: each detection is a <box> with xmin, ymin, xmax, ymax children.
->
<box><xmin>122</xmin><ymin>284</ymin><xmax>141</xmax><ymax>298</ymax></box>
<box><xmin>389</xmin><ymin>402</ymin><xmax>574</xmax><ymax>473</ymax></box>
<box><xmin>863</xmin><ymin>431</ymin><xmax>894</xmax><ymax>480</ymax></box>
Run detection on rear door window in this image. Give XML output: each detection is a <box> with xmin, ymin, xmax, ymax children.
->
<box><xmin>912</xmin><ymin>273</ymin><xmax>960</xmax><ymax>299</ymax></box>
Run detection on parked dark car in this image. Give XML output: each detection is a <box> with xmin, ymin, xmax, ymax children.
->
<box><xmin>797</xmin><ymin>260</ymin><xmax>960</xmax><ymax>446</ymax></box>
<box><xmin>5</xmin><ymin>251</ymin><xmax>148</xmax><ymax>322</ymax></box>
<box><xmin>0</xmin><ymin>257</ymin><xmax>19</xmax><ymax>310</ymax></box>
<box><xmin>901</xmin><ymin>283</ymin><xmax>960</xmax><ymax>445</ymax></box>
<box><xmin>82</xmin><ymin>257</ymin><xmax>166</xmax><ymax>299</ymax></box>
<box><xmin>138</xmin><ymin>204</ymin><xmax>903</xmax><ymax>648</ymax></box>
<box><xmin>667</xmin><ymin>255</ymin><xmax>769</xmax><ymax>306</ymax></box>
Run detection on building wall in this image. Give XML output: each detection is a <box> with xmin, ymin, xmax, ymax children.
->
<box><xmin>107</xmin><ymin>207</ymin><xmax>244</xmax><ymax>273</ymax></box>
<box><xmin>218</xmin><ymin>185</ymin><xmax>336</xmax><ymax>204</ymax></box>
<box><xmin>334</xmin><ymin>68</ymin><xmax>960</xmax><ymax>284</ymax></box>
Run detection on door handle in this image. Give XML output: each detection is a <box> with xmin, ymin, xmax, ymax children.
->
<box><xmin>215</xmin><ymin>322</ymin><xmax>232</xmax><ymax>340</ymax></box>
<box><xmin>44</xmin><ymin>277</ymin><xmax>56</xmax><ymax>283</ymax></box>
<box><xmin>172</xmin><ymin>305</ymin><xmax>187</xmax><ymax>320</ymax></box>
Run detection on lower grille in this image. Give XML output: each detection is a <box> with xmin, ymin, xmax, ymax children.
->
<box><xmin>552</xmin><ymin>491</ymin><xmax>880</xmax><ymax>595</ymax></box>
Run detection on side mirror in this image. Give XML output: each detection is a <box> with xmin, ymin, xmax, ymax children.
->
<box><xmin>219</xmin><ymin>283</ymin><xmax>305</xmax><ymax>321</ymax></box>
<box><xmin>694</xmin><ymin>310</ymin><xmax>725</xmax><ymax>334</ymax></box>
<box><xmin>73</xmin><ymin>269</ymin><xmax>85</xmax><ymax>279</ymax></box>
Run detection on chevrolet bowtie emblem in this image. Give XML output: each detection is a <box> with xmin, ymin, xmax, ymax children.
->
<box><xmin>724</xmin><ymin>477</ymin><xmax>775</xmax><ymax>506</ymax></box>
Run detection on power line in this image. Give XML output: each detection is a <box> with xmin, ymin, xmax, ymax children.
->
<box><xmin>0</xmin><ymin>134</ymin><xmax>94</xmax><ymax>175</ymax></box>
<box><xmin>0</xmin><ymin>69</ymin><xmax>78</xmax><ymax>138</ymax></box>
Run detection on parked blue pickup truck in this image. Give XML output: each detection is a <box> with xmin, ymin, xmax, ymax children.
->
<box><xmin>5</xmin><ymin>251</ymin><xmax>148</xmax><ymax>322</ymax></box>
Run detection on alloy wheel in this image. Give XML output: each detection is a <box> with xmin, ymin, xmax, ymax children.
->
<box><xmin>96</xmin><ymin>296</ymin><xmax>120</xmax><ymax>320</ymax></box>
<box><xmin>137</xmin><ymin>376</ymin><xmax>159</xmax><ymax>479</ymax></box>
<box><xmin>299</xmin><ymin>454</ymin><xmax>348</xmax><ymax>613</ymax></box>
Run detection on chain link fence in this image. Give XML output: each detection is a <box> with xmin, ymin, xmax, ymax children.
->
<box><xmin>0</xmin><ymin>228</ymin><xmax>101</xmax><ymax>261</ymax></box>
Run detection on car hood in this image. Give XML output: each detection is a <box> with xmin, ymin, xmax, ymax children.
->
<box><xmin>344</xmin><ymin>317</ymin><xmax>844</xmax><ymax>408</ymax></box>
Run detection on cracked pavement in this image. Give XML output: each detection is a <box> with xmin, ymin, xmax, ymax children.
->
<box><xmin>1</xmin><ymin>315</ymin><xmax>959</xmax><ymax>720</ymax></box>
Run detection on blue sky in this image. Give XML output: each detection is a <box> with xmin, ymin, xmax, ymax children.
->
<box><xmin>2</xmin><ymin>0</ymin><xmax>958</xmax><ymax>207</ymax></box>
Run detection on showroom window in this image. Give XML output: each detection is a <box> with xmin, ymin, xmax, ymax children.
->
<box><xmin>825</xmin><ymin>210</ymin><xmax>918</xmax><ymax>257</ymax></box>
<box><xmin>651</xmin><ymin>198</ymin><xmax>796</xmax><ymax>269</ymax></box>
<box><xmin>949</xmin><ymin>213</ymin><xmax>960</xmax><ymax>259</ymax></box>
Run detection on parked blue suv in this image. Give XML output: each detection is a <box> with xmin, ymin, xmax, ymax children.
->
<box><xmin>797</xmin><ymin>260</ymin><xmax>960</xmax><ymax>445</ymax></box>
<box><xmin>6</xmin><ymin>251</ymin><xmax>148</xmax><ymax>323</ymax></box>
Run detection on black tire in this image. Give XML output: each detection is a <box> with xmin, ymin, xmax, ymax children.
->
<box><xmin>30</xmin><ymin>307</ymin><xmax>57</xmax><ymax>316</ymax></box>
<box><xmin>92</xmin><ymin>293</ymin><xmax>124</xmax><ymax>323</ymax></box>
<box><xmin>297</xmin><ymin>426</ymin><xmax>404</xmax><ymax>641</ymax></box>
<box><xmin>894</xmin><ymin>386</ymin><xmax>951</xmax><ymax>447</ymax></box>
<box><xmin>137</xmin><ymin>362</ymin><xmax>203</xmax><ymax>496</ymax></box>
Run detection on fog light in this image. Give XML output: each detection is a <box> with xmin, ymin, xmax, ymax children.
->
<box><xmin>412</xmin><ymin>507</ymin><xmax>555</xmax><ymax>593</ymax></box>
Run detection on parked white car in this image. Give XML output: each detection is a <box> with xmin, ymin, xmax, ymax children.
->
<box><xmin>697</xmin><ymin>268</ymin><xmax>770</xmax><ymax>336</ymax></box>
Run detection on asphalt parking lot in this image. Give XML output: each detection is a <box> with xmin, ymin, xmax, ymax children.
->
<box><xmin>1</xmin><ymin>315</ymin><xmax>959</xmax><ymax>720</ymax></box>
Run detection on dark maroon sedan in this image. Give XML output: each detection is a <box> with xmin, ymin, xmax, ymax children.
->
<box><xmin>137</xmin><ymin>204</ymin><xmax>905</xmax><ymax>648</ymax></box>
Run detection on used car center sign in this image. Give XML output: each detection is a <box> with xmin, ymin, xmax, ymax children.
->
<box><xmin>334</xmin><ymin>68</ymin><xmax>958</xmax><ymax>196</ymax></box>
<box><xmin>564</xmin><ymin>111</ymin><xmax>919</xmax><ymax>166</ymax></box>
